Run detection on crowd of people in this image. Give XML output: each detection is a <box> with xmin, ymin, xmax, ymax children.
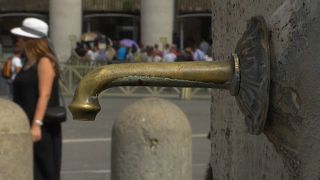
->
<box><xmin>73</xmin><ymin>35</ymin><xmax>213</xmax><ymax>65</ymax></box>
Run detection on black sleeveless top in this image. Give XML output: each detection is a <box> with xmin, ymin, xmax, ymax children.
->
<box><xmin>13</xmin><ymin>64</ymin><xmax>59</xmax><ymax>124</ymax></box>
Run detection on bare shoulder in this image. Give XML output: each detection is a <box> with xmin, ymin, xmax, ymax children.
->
<box><xmin>38</xmin><ymin>57</ymin><xmax>52</xmax><ymax>65</ymax></box>
<box><xmin>37</xmin><ymin>57</ymin><xmax>55</xmax><ymax>74</ymax></box>
<box><xmin>38</xmin><ymin>57</ymin><xmax>54</xmax><ymax>68</ymax></box>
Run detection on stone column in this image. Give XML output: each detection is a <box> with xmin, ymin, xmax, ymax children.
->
<box><xmin>141</xmin><ymin>0</ymin><xmax>174</xmax><ymax>48</ymax></box>
<box><xmin>0</xmin><ymin>99</ymin><xmax>32</xmax><ymax>180</ymax></box>
<box><xmin>49</xmin><ymin>0</ymin><xmax>82</xmax><ymax>62</ymax></box>
<box><xmin>210</xmin><ymin>0</ymin><xmax>320</xmax><ymax>179</ymax></box>
<box><xmin>111</xmin><ymin>98</ymin><xmax>192</xmax><ymax>180</ymax></box>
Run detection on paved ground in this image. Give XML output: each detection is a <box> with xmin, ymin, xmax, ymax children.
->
<box><xmin>61</xmin><ymin>96</ymin><xmax>211</xmax><ymax>180</ymax></box>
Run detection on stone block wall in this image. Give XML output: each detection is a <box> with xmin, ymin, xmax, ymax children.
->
<box><xmin>210</xmin><ymin>0</ymin><xmax>320</xmax><ymax>179</ymax></box>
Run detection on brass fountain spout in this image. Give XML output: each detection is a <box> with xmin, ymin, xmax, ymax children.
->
<box><xmin>68</xmin><ymin>58</ymin><xmax>239</xmax><ymax>119</ymax></box>
<box><xmin>69</xmin><ymin>16</ymin><xmax>270</xmax><ymax>135</ymax></box>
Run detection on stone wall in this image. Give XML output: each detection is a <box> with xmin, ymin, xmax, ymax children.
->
<box><xmin>266</xmin><ymin>0</ymin><xmax>320</xmax><ymax>179</ymax></box>
<box><xmin>210</xmin><ymin>0</ymin><xmax>320</xmax><ymax>179</ymax></box>
<box><xmin>210</xmin><ymin>0</ymin><xmax>286</xmax><ymax>179</ymax></box>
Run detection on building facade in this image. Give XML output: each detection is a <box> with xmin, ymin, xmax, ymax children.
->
<box><xmin>0</xmin><ymin>0</ymin><xmax>211</xmax><ymax>61</ymax></box>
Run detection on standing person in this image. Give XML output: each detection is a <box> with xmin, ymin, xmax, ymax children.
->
<box><xmin>163</xmin><ymin>47</ymin><xmax>177</xmax><ymax>62</ymax></box>
<box><xmin>152</xmin><ymin>44</ymin><xmax>163</xmax><ymax>62</ymax></box>
<box><xmin>85</xmin><ymin>42</ymin><xmax>99</xmax><ymax>65</ymax></box>
<box><xmin>10</xmin><ymin>47</ymin><xmax>23</xmax><ymax>80</ymax></box>
<box><xmin>5</xmin><ymin>47</ymin><xmax>23</xmax><ymax>99</ymax></box>
<box><xmin>11</xmin><ymin>17</ymin><xmax>62</xmax><ymax>180</ymax></box>
<box><xmin>191</xmin><ymin>45</ymin><xmax>205</xmax><ymax>61</ymax></box>
<box><xmin>106</xmin><ymin>45</ymin><xmax>116</xmax><ymax>64</ymax></box>
<box><xmin>116</xmin><ymin>44</ymin><xmax>127</xmax><ymax>63</ymax></box>
<box><xmin>199</xmin><ymin>38</ymin><xmax>210</xmax><ymax>55</ymax></box>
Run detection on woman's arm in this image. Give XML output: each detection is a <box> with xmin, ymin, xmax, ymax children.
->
<box><xmin>31</xmin><ymin>57</ymin><xmax>56</xmax><ymax>142</ymax></box>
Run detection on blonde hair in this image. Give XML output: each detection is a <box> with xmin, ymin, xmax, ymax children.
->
<box><xmin>24</xmin><ymin>38</ymin><xmax>60</xmax><ymax>77</ymax></box>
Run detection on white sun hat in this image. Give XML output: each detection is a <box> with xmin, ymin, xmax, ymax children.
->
<box><xmin>11</xmin><ymin>17</ymin><xmax>48</xmax><ymax>39</ymax></box>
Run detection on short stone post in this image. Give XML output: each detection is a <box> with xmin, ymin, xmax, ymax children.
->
<box><xmin>0</xmin><ymin>99</ymin><xmax>32</xmax><ymax>180</ymax></box>
<box><xmin>111</xmin><ymin>98</ymin><xmax>192</xmax><ymax>180</ymax></box>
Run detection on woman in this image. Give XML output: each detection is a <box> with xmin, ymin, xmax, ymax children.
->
<box><xmin>11</xmin><ymin>17</ymin><xmax>62</xmax><ymax>180</ymax></box>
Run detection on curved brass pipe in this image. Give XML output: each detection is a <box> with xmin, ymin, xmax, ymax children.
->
<box><xmin>69</xmin><ymin>59</ymin><xmax>236</xmax><ymax>121</ymax></box>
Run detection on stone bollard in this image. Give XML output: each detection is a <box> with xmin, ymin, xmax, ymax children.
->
<box><xmin>0</xmin><ymin>99</ymin><xmax>32</xmax><ymax>180</ymax></box>
<box><xmin>111</xmin><ymin>98</ymin><xmax>192</xmax><ymax>180</ymax></box>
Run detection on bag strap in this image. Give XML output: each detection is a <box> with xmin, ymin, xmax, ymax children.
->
<box><xmin>57</xmin><ymin>78</ymin><xmax>66</xmax><ymax>107</ymax></box>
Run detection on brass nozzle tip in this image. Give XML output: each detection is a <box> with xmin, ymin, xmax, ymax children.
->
<box><xmin>68</xmin><ymin>102</ymin><xmax>101</xmax><ymax>121</ymax></box>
